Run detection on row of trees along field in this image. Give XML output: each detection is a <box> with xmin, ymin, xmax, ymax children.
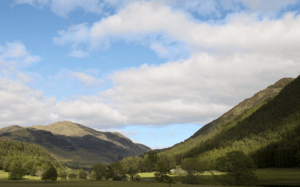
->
<box><xmin>89</xmin><ymin>153</ymin><xmax>176</xmax><ymax>182</ymax></box>
<box><xmin>0</xmin><ymin>139</ymin><xmax>68</xmax><ymax>180</ymax></box>
<box><xmin>166</xmin><ymin>75</ymin><xmax>300</xmax><ymax>169</ymax></box>
<box><xmin>90</xmin><ymin>151</ymin><xmax>258</xmax><ymax>186</ymax></box>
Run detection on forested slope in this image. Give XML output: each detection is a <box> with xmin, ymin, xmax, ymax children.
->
<box><xmin>182</xmin><ymin>75</ymin><xmax>300</xmax><ymax>168</ymax></box>
<box><xmin>0</xmin><ymin>140</ymin><xmax>67</xmax><ymax>175</ymax></box>
<box><xmin>159</xmin><ymin>77</ymin><xmax>294</xmax><ymax>160</ymax></box>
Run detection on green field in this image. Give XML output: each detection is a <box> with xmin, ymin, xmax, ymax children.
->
<box><xmin>0</xmin><ymin>168</ymin><xmax>300</xmax><ymax>186</ymax></box>
<box><xmin>256</xmin><ymin>168</ymin><xmax>300</xmax><ymax>185</ymax></box>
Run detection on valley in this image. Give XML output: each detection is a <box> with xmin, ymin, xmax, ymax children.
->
<box><xmin>1</xmin><ymin>75</ymin><xmax>299</xmax><ymax>186</ymax></box>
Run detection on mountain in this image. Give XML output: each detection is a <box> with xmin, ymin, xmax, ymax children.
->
<box><xmin>158</xmin><ymin>77</ymin><xmax>295</xmax><ymax>161</ymax></box>
<box><xmin>163</xmin><ymin>75</ymin><xmax>300</xmax><ymax>168</ymax></box>
<box><xmin>0</xmin><ymin>121</ymin><xmax>150</xmax><ymax>168</ymax></box>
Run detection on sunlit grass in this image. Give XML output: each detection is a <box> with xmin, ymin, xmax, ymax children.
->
<box><xmin>0</xmin><ymin>170</ymin><xmax>8</xmax><ymax>179</ymax></box>
<box><xmin>255</xmin><ymin>168</ymin><xmax>300</xmax><ymax>182</ymax></box>
<box><xmin>1</xmin><ymin>168</ymin><xmax>300</xmax><ymax>186</ymax></box>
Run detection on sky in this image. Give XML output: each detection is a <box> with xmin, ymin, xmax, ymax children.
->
<box><xmin>1</xmin><ymin>0</ymin><xmax>300</xmax><ymax>149</ymax></box>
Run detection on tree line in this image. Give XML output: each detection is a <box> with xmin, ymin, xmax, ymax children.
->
<box><xmin>0</xmin><ymin>139</ymin><xmax>67</xmax><ymax>180</ymax></box>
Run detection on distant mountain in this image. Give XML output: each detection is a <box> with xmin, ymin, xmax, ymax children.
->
<box><xmin>158</xmin><ymin>77</ymin><xmax>295</xmax><ymax>159</ymax></box>
<box><xmin>0</xmin><ymin>121</ymin><xmax>150</xmax><ymax>168</ymax></box>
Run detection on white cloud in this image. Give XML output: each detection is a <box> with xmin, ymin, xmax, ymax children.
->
<box><xmin>68</xmin><ymin>70</ymin><xmax>102</xmax><ymax>87</ymax></box>
<box><xmin>12</xmin><ymin>0</ymin><xmax>104</xmax><ymax>18</ymax></box>
<box><xmin>49</xmin><ymin>0</ymin><xmax>104</xmax><ymax>18</ymax></box>
<box><xmin>151</xmin><ymin>146</ymin><xmax>166</xmax><ymax>150</ymax></box>
<box><xmin>0</xmin><ymin>75</ymin><xmax>128</xmax><ymax>128</ymax></box>
<box><xmin>53</xmin><ymin>100</ymin><xmax>128</xmax><ymax>126</ymax></box>
<box><xmin>0</xmin><ymin>42</ymin><xmax>41</xmax><ymax>68</ymax></box>
<box><xmin>46</xmin><ymin>69</ymin><xmax>102</xmax><ymax>89</ymax></box>
<box><xmin>11</xmin><ymin>0</ymin><xmax>50</xmax><ymax>9</ymax></box>
<box><xmin>53</xmin><ymin>1</ymin><xmax>300</xmax><ymax>62</ymax></box>
<box><xmin>150</xmin><ymin>43</ymin><xmax>168</xmax><ymax>57</ymax></box>
<box><xmin>13</xmin><ymin>0</ymin><xmax>300</xmax><ymax>19</ymax></box>
<box><xmin>24</xmin><ymin>55</ymin><xmax>41</xmax><ymax>63</ymax></box>
<box><xmin>68</xmin><ymin>50</ymin><xmax>90</xmax><ymax>58</ymax></box>
<box><xmin>2</xmin><ymin>1</ymin><xmax>300</xmax><ymax>131</ymax></box>
<box><xmin>72</xmin><ymin>72</ymin><xmax>98</xmax><ymax>86</ymax></box>
<box><xmin>240</xmin><ymin>0</ymin><xmax>298</xmax><ymax>12</ymax></box>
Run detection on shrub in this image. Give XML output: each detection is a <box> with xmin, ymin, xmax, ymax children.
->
<box><xmin>68</xmin><ymin>172</ymin><xmax>77</xmax><ymax>179</ymax></box>
<box><xmin>58</xmin><ymin>171</ymin><xmax>67</xmax><ymax>180</ymax></box>
<box><xmin>78</xmin><ymin>169</ymin><xmax>87</xmax><ymax>179</ymax></box>
<box><xmin>133</xmin><ymin>174</ymin><xmax>141</xmax><ymax>181</ymax></box>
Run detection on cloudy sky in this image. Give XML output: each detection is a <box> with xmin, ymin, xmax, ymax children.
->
<box><xmin>1</xmin><ymin>0</ymin><xmax>300</xmax><ymax>149</ymax></box>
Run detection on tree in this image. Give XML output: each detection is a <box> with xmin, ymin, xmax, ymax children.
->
<box><xmin>92</xmin><ymin>163</ymin><xmax>107</xmax><ymax>180</ymax></box>
<box><xmin>213</xmin><ymin>150</ymin><xmax>257</xmax><ymax>186</ymax></box>
<box><xmin>8</xmin><ymin>160</ymin><xmax>26</xmax><ymax>180</ymax></box>
<box><xmin>109</xmin><ymin>162</ymin><xmax>126</xmax><ymax>181</ymax></box>
<box><xmin>154</xmin><ymin>154</ymin><xmax>176</xmax><ymax>183</ymax></box>
<box><xmin>3</xmin><ymin>157</ymin><xmax>12</xmax><ymax>172</ymax></box>
<box><xmin>22</xmin><ymin>160</ymin><xmax>35</xmax><ymax>175</ymax></box>
<box><xmin>68</xmin><ymin>172</ymin><xmax>77</xmax><ymax>179</ymax></box>
<box><xmin>140</xmin><ymin>155</ymin><xmax>153</xmax><ymax>172</ymax></box>
<box><xmin>180</xmin><ymin>157</ymin><xmax>205</xmax><ymax>184</ymax></box>
<box><xmin>154</xmin><ymin>162</ymin><xmax>173</xmax><ymax>183</ymax></box>
<box><xmin>120</xmin><ymin>156</ymin><xmax>140</xmax><ymax>181</ymax></box>
<box><xmin>78</xmin><ymin>169</ymin><xmax>87</xmax><ymax>179</ymax></box>
<box><xmin>41</xmin><ymin>163</ymin><xmax>57</xmax><ymax>182</ymax></box>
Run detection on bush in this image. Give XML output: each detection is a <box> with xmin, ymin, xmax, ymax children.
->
<box><xmin>58</xmin><ymin>171</ymin><xmax>67</xmax><ymax>180</ymax></box>
<box><xmin>68</xmin><ymin>172</ymin><xmax>77</xmax><ymax>179</ymax></box>
<box><xmin>133</xmin><ymin>174</ymin><xmax>141</xmax><ymax>181</ymax></box>
<box><xmin>41</xmin><ymin>164</ymin><xmax>57</xmax><ymax>182</ymax></box>
<box><xmin>78</xmin><ymin>169</ymin><xmax>87</xmax><ymax>179</ymax></box>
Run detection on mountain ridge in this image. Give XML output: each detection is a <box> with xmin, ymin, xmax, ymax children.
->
<box><xmin>158</xmin><ymin>77</ymin><xmax>295</xmax><ymax>157</ymax></box>
<box><xmin>0</xmin><ymin>121</ymin><xmax>151</xmax><ymax>168</ymax></box>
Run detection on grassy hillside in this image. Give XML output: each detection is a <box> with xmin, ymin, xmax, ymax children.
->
<box><xmin>181</xmin><ymin>75</ymin><xmax>300</xmax><ymax>168</ymax></box>
<box><xmin>158</xmin><ymin>78</ymin><xmax>294</xmax><ymax>161</ymax></box>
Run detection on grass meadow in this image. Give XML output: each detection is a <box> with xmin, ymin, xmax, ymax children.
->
<box><xmin>0</xmin><ymin>168</ymin><xmax>299</xmax><ymax>186</ymax></box>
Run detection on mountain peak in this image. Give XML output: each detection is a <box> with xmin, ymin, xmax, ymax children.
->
<box><xmin>29</xmin><ymin>121</ymin><xmax>97</xmax><ymax>137</ymax></box>
<box><xmin>0</xmin><ymin>125</ymin><xmax>24</xmax><ymax>135</ymax></box>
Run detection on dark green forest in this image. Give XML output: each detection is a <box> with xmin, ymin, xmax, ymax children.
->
<box><xmin>0</xmin><ymin>140</ymin><xmax>67</xmax><ymax>177</ymax></box>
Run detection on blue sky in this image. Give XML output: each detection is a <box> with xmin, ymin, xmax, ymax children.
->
<box><xmin>1</xmin><ymin>0</ymin><xmax>300</xmax><ymax>149</ymax></box>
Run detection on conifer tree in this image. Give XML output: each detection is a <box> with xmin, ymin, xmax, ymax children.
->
<box><xmin>42</xmin><ymin>163</ymin><xmax>57</xmax><ymax>182</ymax></box>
